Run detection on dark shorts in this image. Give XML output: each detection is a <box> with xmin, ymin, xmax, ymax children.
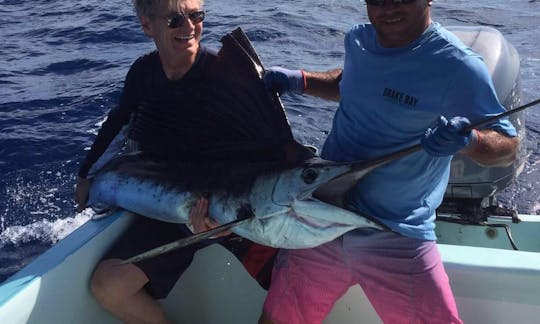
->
<box><xmin>103</xmin><ymin>215</ymin><xmax>277</xmax><ymax>299</ymax></box>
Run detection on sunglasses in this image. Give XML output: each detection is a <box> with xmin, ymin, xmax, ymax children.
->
<box><xmin>166</xmin><ymin>10</ymin><xmax>205</xmax><ymax>28</ymax></box>
<box><xmin>365</xmin><ymin>0</ymin><xmax>417</xmax><ymax>6</ymax></box>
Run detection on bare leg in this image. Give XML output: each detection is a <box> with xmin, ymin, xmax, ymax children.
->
<box><xmin>91</xmin><ymin>259</ymin><xmax>172</xmax><ymax>324</ymax></box>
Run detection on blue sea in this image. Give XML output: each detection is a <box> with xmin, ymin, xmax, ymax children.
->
<box><xmin>0</xmin><ymin>0</ymin><xmax>539</xmax><ymax>282</ymax></box>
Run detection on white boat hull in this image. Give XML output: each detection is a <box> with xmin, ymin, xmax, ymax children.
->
<box><xmin>1</xmin><ymin>211</ymin><xmax>540</xmax><ymax>324</ymax></box>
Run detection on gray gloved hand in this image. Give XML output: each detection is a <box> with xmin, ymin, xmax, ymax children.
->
<box><xmin>421</xmin><ymin>116</ymin><xmax>477</xmax><ymax>157</ymax></box>
<box><xmin>263</xmin><ymin>66</ymin><xmax>305</xmax><ymax>95</ymax></box>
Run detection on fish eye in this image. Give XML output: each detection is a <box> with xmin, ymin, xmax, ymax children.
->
<box><xmin>301</xmin><ymin>168</ymin><xmax>319</xmax><ymax>184</ymax></box>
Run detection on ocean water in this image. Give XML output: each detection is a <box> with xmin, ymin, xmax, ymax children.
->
<box><xmin>0</xmin><ymin>0</ymin><xmax>539</xmax><ymax>282</ymax></box>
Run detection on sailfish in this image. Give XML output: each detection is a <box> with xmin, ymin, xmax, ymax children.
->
<box><xmin>88</xmin><ymin>28</ymin><xmax>405</xmax><ymax>249</ymax></box>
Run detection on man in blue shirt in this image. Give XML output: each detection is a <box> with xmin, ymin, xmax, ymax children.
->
<box><xmin>260</xmin><ymin>1</ymin><xmax>518</xmax><ymax>323</ymax></box>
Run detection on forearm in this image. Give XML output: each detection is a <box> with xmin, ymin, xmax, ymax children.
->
<box><xmin>461</xmin><ymin>129</ymin><xmax>519</xmax><ymax>167</ymax></box>
<box><xmin>78</xmin><ymin>108</ymin><xmax>130</xmax><ymax>178</ymax></box>
<box><xmin>303</xmin><ymin>68</ymin><xmax>342</xmax><ymax>102</ymax></box>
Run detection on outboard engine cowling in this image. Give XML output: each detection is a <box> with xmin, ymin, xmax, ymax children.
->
<box><xmin>441</xmin><ymin>26</ymin><xmax>526</xmax><ymax>216</ymax></box>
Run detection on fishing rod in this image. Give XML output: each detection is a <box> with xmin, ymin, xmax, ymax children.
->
<box><xmin>348</xmin><ymin>97</ymin><xmax>540</xmax><ymax>170</ymax></box>
<box><xmin>315</xmin><ymin>97</ymin><xmax>540</xmax><ymax>204</ymax></box>
<box><xmin>469</xmin><ymin>97</ymin><xmax>540</xmax><ymax>129</ymax></box>
<box><xmin>122</xmin><ymin>98</ymin><xmax>540</xmax><ymax>264</ymax></box>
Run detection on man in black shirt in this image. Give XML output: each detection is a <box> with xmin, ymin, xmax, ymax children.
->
<box><xmin>75</xmin><ymin>1</ymin><xmax>276</xmax><ymax>322</ymax></box>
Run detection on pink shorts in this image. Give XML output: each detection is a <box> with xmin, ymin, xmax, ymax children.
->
<box><xmin>263</xmin><ymin>229</ymin><xmax>462</xmax><ymax>324</ymax></box>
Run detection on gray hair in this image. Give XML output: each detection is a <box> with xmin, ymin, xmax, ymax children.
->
<box><xmin>132</xmin><ymin>0</ymin><xmax>204</xmax><ymax>17</ymax></box>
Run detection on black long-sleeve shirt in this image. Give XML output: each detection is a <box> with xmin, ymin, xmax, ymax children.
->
<box><xmin>78</xmin><ymin>47</ymin><xmax>223</xmax><ymax>178</ymax></box>
<box><xmin>78</xmin><ymin>45</ymin><xmax>296</xmax><ymax>179</ymax></box>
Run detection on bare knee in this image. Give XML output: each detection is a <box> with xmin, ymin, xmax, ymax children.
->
<box><xmin>91</xmin><ymin>259</ymin><xmax>148</xmax><ymax>307</ymax></box>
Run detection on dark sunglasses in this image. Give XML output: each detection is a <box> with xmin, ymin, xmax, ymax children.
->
<box><xmin>365</xmin><ymin>0</ymin><xmax>417</xmax><ymax>6</ymax></box>
<box><xmin>167</xmin><ymin>10</ymin><xmax>205</xmax><ymax>28</ymax></box>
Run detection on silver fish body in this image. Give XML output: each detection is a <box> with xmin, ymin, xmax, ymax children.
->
<box><xmin>88</xmin><ymin>157</ymin><xmax>386</xmax><ymax>249</ymax></box>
